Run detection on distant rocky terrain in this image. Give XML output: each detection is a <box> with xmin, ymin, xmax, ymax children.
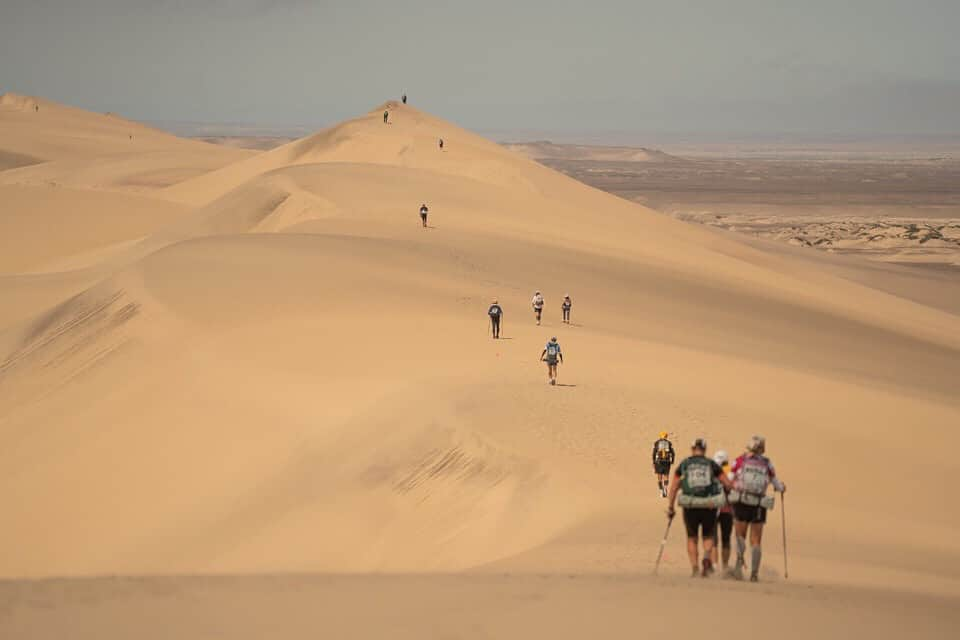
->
<box><xmin>524</xmin><ymin>145</ymin><xmax>960</xmax><ymax>269</ymax></box>
<box><xmin>671</xmin><ymin>213</ymin><xmax>960</xmax><ymax>266</ymax></box>
<box><xmin>502</xmin><ymin>141</ymin><xmax>679</xmax><ymax>163</ymax></box>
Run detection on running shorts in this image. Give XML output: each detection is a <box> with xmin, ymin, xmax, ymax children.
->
<box><xmin>733</xmin><ymin>503</ymin><xmax>767</xmax><ymax>524</ymax></box>
<box><xmin>714</xmin><ymin>512</ymin><xmax>734</xmax><ymax>546</ymax></box>
<box><xmin>682</xmin><ymin>507</ymin><xmax>718</xmax><ymax>539</ymax></box>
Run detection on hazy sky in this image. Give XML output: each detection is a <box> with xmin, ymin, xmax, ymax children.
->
<box><xmin>2</xmin><ymin>0</ymin><xmax>958</xmax><ymax>135</ymax></box>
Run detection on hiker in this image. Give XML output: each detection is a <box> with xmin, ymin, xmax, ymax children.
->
<box><xmin>652</xmin><ymin>431</ymin><xmax>675</xmax><ymax>498</ymax></box>
<box><xmin>488</xmin><ymin>299</ymin><xmax>503</xmax><ymax>339</ymax></box>
<box><xmin>531</xmin><ymin>291</ymin><xmax>545</xmax><ymax>325</ymax></box>
<box><xmin>383</xmin><ymin>110</ymin><xmax>389</xmax><ymax>124</ymax></box>
<box><xmin>561</xmin><ymin>294</ymin><xmax>572</xmax><ymax>324</ymax></box>
<box><xmin>402</xmin><ymin>93</ymin><xmax>407</xmax><ymax>104</ymax></box>
<box><xmin>540</xmin><ymin>337</ymin><xmax>563</xmax><ymax>385</ymax></box>
<box><xmin>439</xmin><ymin>138</ymin><xmax>444</xmax><ymax>150</ymax></box>
<box><xmin>729</xmin><ymin>435</ymin><xmax>786</xmax><ymax>582</ymax></box>
<box><xmin>419</xmin><ymin>204</ymin><xmax>429</xmax><ymax>227</ymax></box>
<box><xmin>710</xmin><ymin>450</ymin><xmax>735</xmax><ymax>570</ymax></box>
<box><xmin>667</xmin><ymin>438</ymin><xmax>733</xmax><ymax>577</ymax></box>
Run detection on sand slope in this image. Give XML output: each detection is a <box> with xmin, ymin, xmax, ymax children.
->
<box><xmin>0</xmin><ymin>93</ymin><xmax>253</xmax><ymax>192</ymax></box>
<box><xmin>1</xmin><ymin>98</ymin><xmax>958</xmax><ymax>617</ymax></box>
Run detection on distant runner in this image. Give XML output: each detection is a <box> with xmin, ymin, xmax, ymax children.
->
<box><xmin>402</xmin><ymin>93</ymin><xmax>407</xmax><ymax>104</ymax></box>
<box><xmin>710</xmin><ymin>450</ymin><xmax>734</xmax><ymax>571</ymax></box>
<box><xmin>729</xmin><ymin>435</ymin><xmax>786</xmax><ymax>582</ymax></box>
<box><xmin>419</xmin><ymin>204</ymin><xmax>429</xmax><ymax>227</ymax></box>
<box><xmin>383</xmin><ymin>110</ymin><xmax>389</xmax><ymax>124</ymax></box>
<box><xmin>540</xmin><ymin>337</ymin><xmax>563</xmax><ymax>385</ymax></box>
<box><xmin>531</xmin><ymin>291</ymin><xmax>545</xmax><ymax>325</ymax></box>
<box><xmin>561</xmin><ymin>294</ymin><xmax>572</xmax><ymax>324</ymax></box>
<box><xmin>488</xmin><ymin>299</ymin><xmax>503</xmax><ymax>339</ymax></box>
<box><xmin>439</xmin><ymin>138</ymin><xmax>444</xmax><ymax>150</ymax></box>
<box><xmin>652</xmin><ymin>431</ymin><xmax>675</xmax><ymax>498</ymax></box>
<box><xmin>667</xmin><ymin>438</ymin><xmax>733</xmax><ymax>577</ymax></box>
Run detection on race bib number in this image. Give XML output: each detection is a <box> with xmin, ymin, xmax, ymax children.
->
<box><xmin>686</xmin><ymin>464</ymin><xmax>711</xmax><ymax>489</ymax></box>
<box><xmin>741</xmin><ymin>464</ymin><xmax>769</xmax><ymax>494</ymax></box>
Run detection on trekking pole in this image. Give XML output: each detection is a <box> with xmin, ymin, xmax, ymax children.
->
<box><xmin>653</xmin><ymin>513</ymin><xmax>675</xmax><ymax>576</ymax></box>
<box><xmin>781</xmin><ymin>492</ymin><xmax>789</xmax><ymax>579</ymax></box>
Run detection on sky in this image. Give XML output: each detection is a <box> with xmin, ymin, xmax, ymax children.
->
<box><xmin>1</xmin><ymin>0</ymin><xmax>958</xmax><ymax>137</ymax></box>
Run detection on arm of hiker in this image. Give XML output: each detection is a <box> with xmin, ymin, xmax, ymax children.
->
<box><xmin>719</xmin><ymin>472</ymin><xmax>734</xmax><ymax>491</ymax></box>
<box><xmin>769</xmin><ymin>463</ymin><xmax>785</xmax><ymax>492</ymax></box>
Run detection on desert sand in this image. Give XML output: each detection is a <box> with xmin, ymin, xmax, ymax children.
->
<box><xmin>1</xmin><ymin>94</ymin><xmax>959</xmax><ymax>638</ymax></box>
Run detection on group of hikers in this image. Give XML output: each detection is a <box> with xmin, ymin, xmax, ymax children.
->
<box><xmin>652</xmin><ymin>432</ymin><xmax>786</xmax><ymax>582</ymax></box>
<box><xmin>392</xmin><ymin>93</ymin><xmax>786</xmax><ymax>581</ymax></box>
<box><xmin>487</xmin><ymin>293</ymin><xmax>573</xmax><ymax>385</ymax></box>
<box><xmin>385</xmin><ymin>94</ymin><xmax>445</xmax><ymax>151</ymax></box>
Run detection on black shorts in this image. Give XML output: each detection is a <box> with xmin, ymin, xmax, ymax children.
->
<box><xmin>682</xmin><ymin>507</ymin><xmax>718</xmax><ymax>539</ymax></box>
<box><xmin>714</xmin><ymin>512</ymin><xmax>734</xmax><ymax>545</ymax></box>
<box><xmin>733</xmin><ymin>503</ymin><xmax>767</xmax><ymax>524</ymax></box>
<box><xmin>654</xmin><ymin>462</ymin><xmax>671</xmax><ymax>475</ymax></box>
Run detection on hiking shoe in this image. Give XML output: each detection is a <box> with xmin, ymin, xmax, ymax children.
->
<box><xmin>731</xmin><ymin>564</ymin><xmax>744</xmax><ymax>581</ymax></box>
<box><xmin>691</xmin><ymin>567</ymin><xmax>699</xmax><ymax>578</ymax></box>
<box><xmin>702</xmin><ymin>559</ymin><xmax>714</xmax><ymax>577</ymax></box>
<box><xmin>750</xmin><ymin>574</ymin><xmax>759</xmax><ymax>583</ymax></box>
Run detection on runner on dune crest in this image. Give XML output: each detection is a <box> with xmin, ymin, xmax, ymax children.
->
<box><xmin>652</xmin><ymin>431</ymin><xmax>675</xmax><ymax>498</ymax></box>
<box><xmin>729</xmin><ymin>435</ymin><xmax>786</xmax><ymax>582</ymax></box>
<box><xmin>531</xmin><ymin>291</ymin><xmax>544</xmax><ymax>325</ymax></box>
<box><xmin>419</xmin><ymin>203</ymin><xmax>429</xmax><ymax>227</ymax></box>
<box><xmin>667</xmin><ymin>438</ymin><xmax>733</xmax><ymax>578</ymax></box>
<box><xmin>488</xmin><ymin>299</ymin><xmax>503</xmax><ymax>339</ymax></box>
<box><xmin>540</xmin><ymin>337</ymin><xmax>562</xmax><ymax>385</ymax></box>
<box><xmin>711</xmin><ymin>450</ymin><xmax>735</xmax><ymax>571</ymax></box>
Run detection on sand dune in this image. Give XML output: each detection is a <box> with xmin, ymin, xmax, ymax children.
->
<box><xmin>0</xmin><ymin>93</ymin><xmax>253</xmax><ymax>192</ymax></box>
<box><xmin>1</xmin><ymin>96</ymin><xmax>959</xmax><ymax>633</ymax></box>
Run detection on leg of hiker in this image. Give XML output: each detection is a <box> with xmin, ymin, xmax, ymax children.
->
<box><xmin>682</xmin><ymin>510</ymin><xmax>700</xmax><ymax>575</ymax></box>
<box><xmin>702</xmin><ymin>534</ymin><xmax>716</xmax><ymax>576</ymax></box>
<box><xmin>700</xmin><ymin>508</ymin><xmax>718</xmax><ymax>576</ymax></box>
<box><xmin>733</xmin><ymin>519</ymin><xmax>749</xmax><ymax>579</ymax></box>
<box><xmin>719</xmin><ymin>512</ymin><xmax>734</xmax><ymax>569</ymax></box>
<box><xmin>749</xmin><ymin>518</ymin><xmax>765</xmax><ymax>580</ymax></box>
<box><xmin>686</xmin><ymin>536</ymin><xmax>699</xmax><ymax>575</ymax></box>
